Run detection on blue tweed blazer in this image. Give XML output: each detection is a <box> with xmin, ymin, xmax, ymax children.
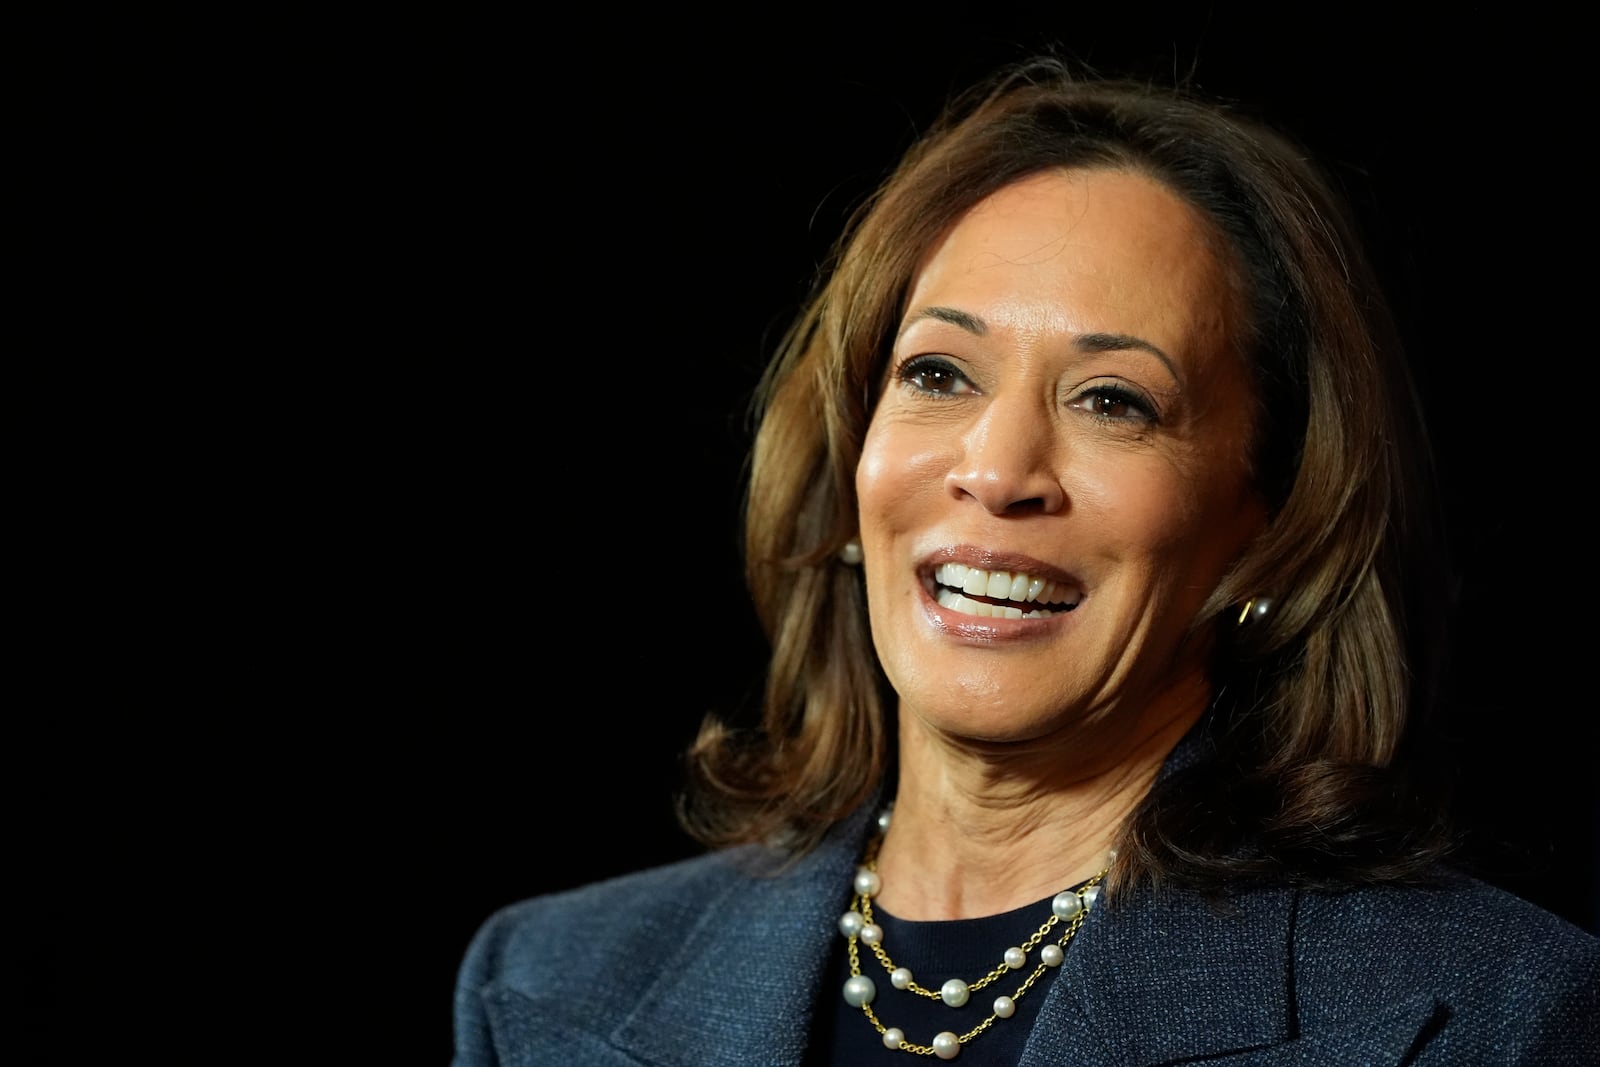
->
<box><xmin>452</xmin><ymin>797</ymin><xmax>1598</xmax><ymax>1066</ymax></box>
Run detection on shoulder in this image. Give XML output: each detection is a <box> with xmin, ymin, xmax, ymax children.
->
<box><xmin>1294</xmin><ymin>868</ymin><xmax>1597</xmax><ymax>973</ymax></box>
<box><xmin>451</xmin><ymin>815</ymin><xmax>873</xmax><ymax>1067</ymax></box>
<box><xmin>458</xmin><ymin>846</ymin><xmax>770</xmax><ymax>994</ymax></box>
<box><xmin>1290</xmin><ymin>869</ymin><xmax>1598</xmax><ymax>1062</ymax></box>
<box><xmin>1087</xmin><ymin>870</ymin><xmax>1596</xmax><ymax>1064</ymax></box>
<box><xmin>451</xmin><ymin>846</ymin><xmax>779</xmax><ymax>1067</ymax></box>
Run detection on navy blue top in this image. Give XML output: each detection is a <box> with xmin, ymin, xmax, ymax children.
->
<box><xmin>807</xmin><ymin>884</ymin><xmax>1093</xmax><ymax>1066</ymax></box>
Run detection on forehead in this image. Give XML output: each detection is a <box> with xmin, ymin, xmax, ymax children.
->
<box><xmin>904</xmin><ymin>168</ymin><xmax>1242</xmax><ymax>369</ymax></box>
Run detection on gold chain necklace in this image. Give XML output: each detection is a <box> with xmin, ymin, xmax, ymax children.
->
<box><xmin>837</xmin><ymin>810</ymin><xmax>1109</xmax><ymax>1060</ymax></box>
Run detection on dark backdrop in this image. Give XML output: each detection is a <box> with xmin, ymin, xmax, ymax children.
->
<box><xmin>77</xmin><ymin>9</ymin><xmax>1595</xmax><ymax>1065</ymax></box>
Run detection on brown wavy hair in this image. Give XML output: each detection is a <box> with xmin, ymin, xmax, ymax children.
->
<box><xmin>676</xmin><ymin>56</ymin><xmax>1456</xmax><ymax>893</ymax></box>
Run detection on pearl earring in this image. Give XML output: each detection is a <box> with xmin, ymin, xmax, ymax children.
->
<box><xmin>839</xmin><ymin>539</ymin><xmax>863</xmax><ymax>565</ymax></box>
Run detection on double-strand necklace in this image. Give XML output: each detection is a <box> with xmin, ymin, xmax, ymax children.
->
<box><xmin>837</xmin><ymin>809</ymin><xmax>1110</xmax><ymax>1061</ymax></box>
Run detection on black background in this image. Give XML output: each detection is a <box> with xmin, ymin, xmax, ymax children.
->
<box><xmin>66</xmin><ymin>8</ymin><xmax>1599</xmax><ymax>1065</ymax></box>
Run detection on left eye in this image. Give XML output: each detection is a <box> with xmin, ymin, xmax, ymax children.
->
<box><xmin>898</xmin><ymin>356</ymin><xmax>976</xmax><ymax>395</ymax></box>
<box><xmin>1070</xmin><ymin>386</ymin><xmax>1154</xmax><ymax>421</ymax></box>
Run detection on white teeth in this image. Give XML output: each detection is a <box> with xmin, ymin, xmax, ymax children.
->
<box><xmin>936</xmin><ymin>589</ymin><xmax>1055</xmax><ymax>619</ymax></box>
<box><xmin>932</xmin><ymin>562</ymin><xmax>1078</xmax><ymax>619</ymax></box>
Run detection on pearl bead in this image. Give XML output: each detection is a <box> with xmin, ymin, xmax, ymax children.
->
<box><xmin>891</xmin><ymin>967</ymin><xmax>913</xmax><ymax>989</ymax></box>
<box><xmin>838</xmin><ymin>911</ymin><xmax>863</xmax><ymax>938</ymax></box>
<box><xmin>941</xmin><ymin>978</ymin><xmax>970</xmax><ymax>1007</ymax></box>
<box><xmin>843</xmin><ymin>975</ymin><xmax>876</xmax><ymax>1007</ymax></box>
<box><xmin>859</xmin><ymin>922</ymin><xmax>883</xmax><ymax>946</ymax></box>
<box><xmin>1041</xmin><ymin>943</ymin><xmax>1064</xmax><ymax>967</ymax></box>
<box><xmin>1083</xmin><ymin>884</ymin><xmax>1101</xmax><ymax>910</ymax></box>
<box><xmin>993</xmin><ymin>995</ymin><xmax>1016</xmax><ymax>1018</ymax></box>
<box><xmin>1003</xmin><ymin>946</ymin><xmax>1026</xmax><ymax>970</ymax></box>
<box><xmin>1052</xmin><ymin>890</ymin><xmax>1083</xmax><ymax>920</ymax></box>
<box><xmin>882</xmin><ymin>1027</ymin><xmax>905</xmax><ymax>1049</ymax></box>
<box><xmin>932</xmin><ymin>1031</ymin><xmax>961</xmax><ymax>1060</ymax></box>
<box><xmin>877</xmin><ymin>809</ymin><xmax>893</xmax><ymax>832</ymax></box>
<box><xmin>854</xmin><ymin>869</ymin><xmax>882</xmax><ymax>897</ymax></box>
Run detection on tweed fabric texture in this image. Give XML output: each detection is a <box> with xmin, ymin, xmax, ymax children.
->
<box><xmin>454</xmin><ymin>804</ymin><xmax>1597</xmax><ymax>1067</ymax></box>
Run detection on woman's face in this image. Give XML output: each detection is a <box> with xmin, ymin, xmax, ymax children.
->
<box><xmin>855</xmin><ymin>168</ymin><xmax>1266</xmax><ymax>743</ymax></box>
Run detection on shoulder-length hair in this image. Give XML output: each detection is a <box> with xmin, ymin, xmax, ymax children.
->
<box><xmin>678</xmin><ymin>56</ymin><xmax>1455</xmax><ymax>892</ymax></box>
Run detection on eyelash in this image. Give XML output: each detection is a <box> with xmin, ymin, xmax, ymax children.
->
<box><xmin>894</xmin><ymin>356</ymin><xmax>1158</xmax><ymax>423</ymax></box>
<box><xmin>895</xmin><ymin>356</ymin><xmax>972</xmax><ymax>395</ymax></box>
<box><xmin>1069</xmin><ymin>384</ymin><xmax>1157</xmax><ymax>423</ymax></box>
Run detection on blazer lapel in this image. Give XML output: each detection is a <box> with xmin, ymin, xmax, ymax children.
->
<box><xmin>609</xmin><ymin>805</ymin><xmax>875</xmax><ymax>1067</ymax></box>
<box><xmin>1019</xmin><ymin>883</ymin><xmax>1445</xmax><ymax>1066</ymax></box>
<box><xmin>1020</xmin><ymin>882</ymin><xmax>1296</xmax><ymax>1066</ymax></box>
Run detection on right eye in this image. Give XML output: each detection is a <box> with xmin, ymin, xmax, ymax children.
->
<box><xmin>896</xmin><ymin>356</ymin><xmax>976</xmax><ymax>396</ymax></box>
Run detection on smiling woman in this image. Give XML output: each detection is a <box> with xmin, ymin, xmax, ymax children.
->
<box><xmin>451</xmin><ymin>56</ymin><xmax>1599</xmax><ymax>1066</ymax></box>
<box><xmin>856</xmin><ymin>170</ymin><xmax>1264</xmax><ymax>754</ymax></box>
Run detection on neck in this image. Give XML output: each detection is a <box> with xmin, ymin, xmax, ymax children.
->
<box><xmin>874</xmin><ymin>688</ymin><xmax>1205</xmax><ymax>920</ymax></box>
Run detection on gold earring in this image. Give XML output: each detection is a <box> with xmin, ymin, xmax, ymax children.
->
<box><xmin>1236</xmin><ymin>597</ymin><xmax>1273</xmax><ymax>626</ymax></box>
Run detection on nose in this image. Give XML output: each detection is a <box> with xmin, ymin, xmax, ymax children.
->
<box><xmin>945</xmin><ymin>398</ymin><xmax>1066</xmax><ymax>515</ymax></box>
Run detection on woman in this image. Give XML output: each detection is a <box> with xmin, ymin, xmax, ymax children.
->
<box><xmin>453</xmin><ymin>58</ymin><xmax>1598</xmax><ymax>1065</ymax></box>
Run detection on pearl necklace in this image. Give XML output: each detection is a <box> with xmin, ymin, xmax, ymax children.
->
<box><xmin>837</xmin><ymin>810</ymin><xmax>1110</xmax><ymax>1061</ymax></box>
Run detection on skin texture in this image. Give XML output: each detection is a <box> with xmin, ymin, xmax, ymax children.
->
<box><xmin>855</xmin><ymin>168</ymin><xmax>1268</xmax><ymax>918</ymax></box>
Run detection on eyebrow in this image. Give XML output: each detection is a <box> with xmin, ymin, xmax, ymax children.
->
<box><xmin>906</xmin><ymin>305</ymin><xmax>988</xmax><ymax>335</ymax></box>
<box><xmin>903</xmin><ymin>307</ymin><xmax>1182</xmax><ymax>385</ymax></box>
<box><xmin>1076</xmin><ymin>331</ymin><xmax>1181</xmax><ymax>386</ymax></box>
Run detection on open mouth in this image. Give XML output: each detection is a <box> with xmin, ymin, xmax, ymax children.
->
<box><xmin>931</xmin><ymin>562</ymin><xmax>1082</xmax><ymax>620</ymax></box>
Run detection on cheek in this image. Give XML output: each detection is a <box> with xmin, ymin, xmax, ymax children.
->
<box><xmin>854</xmin><ymin>424</ymin><xmax>895</xmax><ymax>511</ymax></box>
<box><xmin>1075</xmin><ymin>453</ymin><xmax>1249</xmax><ymax>566</ymax></box>
<box><xmin>1076</xmin><ymin>474</ymin><xmax>1184</xmax><ymax>564</ymax></box>
<box><xmin>1141</xmin><ymin>471</ymin><xmax>1260</xmax><ymax>577</ymax></box>
<box><xmin>856</xmin><ymin>419</ymin><xmax>948</xmax><ymax>531</ymax></box>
